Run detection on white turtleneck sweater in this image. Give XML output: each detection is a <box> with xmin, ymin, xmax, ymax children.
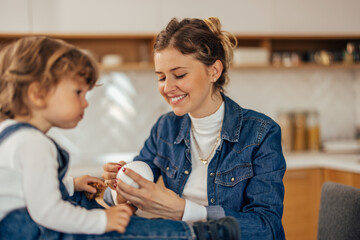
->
<box><xmin>181</xmin><ymin>102</ymin><xmax>224</xmax><ymax>222</ymax></box>
<box><xmin>110</xmin><ymin>103</ymin><xmax>225</xmax><ymax>222</ymax></box>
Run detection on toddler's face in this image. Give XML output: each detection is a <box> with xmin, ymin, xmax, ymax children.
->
<box><xmin>42</xmin><ymin>76</ymin><xmax>90</xmax><ymax>130</ymax></box>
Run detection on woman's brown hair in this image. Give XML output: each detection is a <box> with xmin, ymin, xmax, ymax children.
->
<box><xmin>154</xmin><ymin>17</ymin><xmax>237</xmax><ymax>93</ymax></box>
<box><xmin>0</xmin><ymin>36</ymin><xmax>98</xmax><ymax>120</ymax></box>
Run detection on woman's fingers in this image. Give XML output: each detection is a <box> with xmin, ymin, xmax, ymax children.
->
<box><xmin>116</xmin><ymin>179</ymin><xmax>143</xmax><ymax>204</ymax></box>
<box><xmin>102</xmin><ymin>162</ymin><xmax>125</xmax><ymax>181</ymax></box>
<box><xmin>118</xmin><ymin>160</ymin><xmax>127</xmax><ymax>166</ymax></box>
<box><xmin>123</xmin><ymin>168</ymin><xmax>152</xmax><ymax>188</ymax></box>
<box><xmin>103</xmin><ymin>162</ymin><xmax>122</xmax><ymax>173</ymax></box>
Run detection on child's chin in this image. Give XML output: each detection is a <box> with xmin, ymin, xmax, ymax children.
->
<box><xmin>58</xmin><ymin>122</ymin><xmax>79</xmax><ymax>129</ymax></box>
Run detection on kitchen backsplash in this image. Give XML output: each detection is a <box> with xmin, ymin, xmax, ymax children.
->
<box><xmin>48</xmin><ymin>68</ymin><xmax>360</xmax><ymax>164</ymax></box>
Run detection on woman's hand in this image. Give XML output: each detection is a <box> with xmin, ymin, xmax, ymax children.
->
<box><xmin>101</xmin><ymin>161</ymin><xmax>127</xmax><ymax>190</ymax></box>
<box><xmin>115</xmin><ymin>167</ymin><xmax>186</xmax><ymax>220</ymax></box>
<box><xmin>73</xmin><ymin>175</ymin><xmax>105</xmax><ymax>193</ymax></box>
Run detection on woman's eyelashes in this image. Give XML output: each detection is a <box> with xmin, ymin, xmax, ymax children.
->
<box><xmin>158</xmin><ymin>73</ymin><xmax>187</xmax><ymax>81</ymax></box>
<box><xmin>157</xmin><ymin>72</ymin><xmax>187</xmax><ymax>82</ymax></box>
<box><xmin>175</xmin><ymin>73</ymin><xmax>187</xmax><ymax>79</ymax></box>
<box><xmin>158</xmin><ymin>76</ymin><xmax>166</xmax><ymax>82</ymax></box>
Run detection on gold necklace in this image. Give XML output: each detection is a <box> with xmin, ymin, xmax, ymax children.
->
<box><xmin>191</xmin><ymin>126</ymin><xmax>221</xmax><ymax>165</ymax></box>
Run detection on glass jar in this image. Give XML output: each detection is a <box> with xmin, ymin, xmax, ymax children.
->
<box><xmin>278</xmin><ymin>111</ymin><xmax>294</xmax><ymax>152</ymax></box>
<box><xmin>293</xmin><ymin>112</ymin><xmax>307</xmax><ymax>151</ymax></box>
<box><xmin>307</xmin><ymin>111</ymin><xmax>320</xmax><ymax>151</ymax></box>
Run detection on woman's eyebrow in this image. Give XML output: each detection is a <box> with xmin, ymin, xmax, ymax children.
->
<box><xmin>155</xmin><ymin>67</ymin><xmax>187</xmax><ymax>74</ymax></box>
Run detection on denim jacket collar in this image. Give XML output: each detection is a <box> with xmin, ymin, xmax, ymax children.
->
<box><xmin>174</xmin><ymin>93</ymin><xmax>242</xmax><ymax>145</ymax></box>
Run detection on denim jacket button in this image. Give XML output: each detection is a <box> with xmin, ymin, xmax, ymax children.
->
<box><xmin>210</xmin><ymin>172</ymin><xmax>215</xmax><ymax>177</ymax></box>
<box><xmin>231</xmin><ymin>177</ymin><xmax>235</xmax><ymax>182</ymax></box>
<box><xmin>210</xmin><ymin>198</ymin><xmax>215</xmax><ymax>204</ymax></box>
<box><xmin>184</xmin><ymin>170</ymin><xmax>189</xmax><ymax>175</ymax></box>
<box><xmin>166</xmin><ymin>167</ymin><xmax>170</xmax><ymax>171</ymax></box>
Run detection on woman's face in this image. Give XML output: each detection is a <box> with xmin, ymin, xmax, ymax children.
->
<box><xmin>155</xmin><ymin>47</ymin><xmax>222</xmax><ymax>118</ymax></box>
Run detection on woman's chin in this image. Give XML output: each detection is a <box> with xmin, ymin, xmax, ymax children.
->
<box><xmin>172</xmin><ymin>109</ymin><xmax>188</xmax><ymax>116</ymax></box>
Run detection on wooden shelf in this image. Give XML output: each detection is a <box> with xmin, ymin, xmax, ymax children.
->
<box><xmin>0</xmin><ymin>33</ymin><xmax>156</xmax><ymax>66</ymax></box>
<box><xmin>1</xmin><ymin>33</ymin><xmax>359</xmax><ymax>71</ymax></box>
<box><xmin>230</xmin><ymin>63</ymin><xmax>360</xmax><ymax>70</ymax></box>
<box><xmin>99</xmin><ymin>63</ymin><xmax>360</xmax><ymax>71</ymax></box>
<box><xmin>100</xmin><ymin>62</ymin><xmax>154</xmax><ymax>72</ymax></box>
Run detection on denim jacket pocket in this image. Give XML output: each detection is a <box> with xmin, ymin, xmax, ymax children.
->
<box><xmin>215</xmin><ymin>163</ymin><xmax>253</xmax><ymax>187</ymax></box>
<box><xmin>153</xmin><ymin>155</ymin><xmax>177</xmax><ymax>179</ymax></box>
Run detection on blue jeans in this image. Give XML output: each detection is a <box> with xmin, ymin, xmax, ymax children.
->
<box><xmin>0</xmin><ymin>192</ymin><xmax>194</xmax><ymax>240</ymax></box>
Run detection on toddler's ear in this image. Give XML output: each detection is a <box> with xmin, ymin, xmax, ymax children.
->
<box><xmin>27</xmin><ymin>82</ymin><xmax>47</xmax><ymax>108</ymax></box>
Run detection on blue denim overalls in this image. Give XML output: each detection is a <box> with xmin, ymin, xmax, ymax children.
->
<box><xmin>0</xmin><ymin>122</ymin><xmax>195</xmax><ymax>240</ymax></box>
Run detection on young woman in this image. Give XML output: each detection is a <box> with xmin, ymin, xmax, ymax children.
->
<box><xmin>102</xmin><ymin>17</ymin><xmax>286</xmax><ymax>239</ymax></box>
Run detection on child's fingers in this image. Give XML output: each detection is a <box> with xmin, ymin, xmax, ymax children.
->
<box><xmin>87</xmin><ymin>176</ymin><xmax>106</xmax><ymax>186</ymax></box>
<box><xmin>83</xmin><ymin>185</ymin><xmax>97</xmax><ymax>194</ymax></box>
<box><xmin>117</xmin><ymin>203</ymin><xmax>134</xmax><ymax>215</ymax></box>
<box><xmin>114</xmin><ymin>205</ymin><xmax>133</xmax><ymax>233</ymax></box>
<box><xmin>105</xmin><ymin>179</ymin><xmax>117</xmax><ymax>190</ymax></box>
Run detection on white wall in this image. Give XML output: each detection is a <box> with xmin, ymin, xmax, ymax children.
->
<box><xmin>47</xmin><ymin>68</ymin><xmax>360</xmax><ymax>166</ymax></box>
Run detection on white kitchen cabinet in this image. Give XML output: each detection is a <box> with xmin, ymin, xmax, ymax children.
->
<box><xmin>2</xmin><ymin>0</ymin><xmax>360</xmax><ymax>35</ymax></box>
<box><xmin>31</xmin><ymin>0</ymin><xmax>162</xmax><ymax>33</ymax></box>
<box><xmin>273</xmin><ymin>0</ymin><xmax>360</xmax><ymax>34</ymax></box>
<box><xmin>159</xmin><ymin>0</ymin><xmax>274</xmax><ymax>34</ymax></box>
<box><xmin>160</xmin><ymin>0</ymin><xmax>360</xmax><ymax>35</ymax></box>
<box><xmin>0</xmin><ymin>0</ymin><xmax>30</xmax><ymax>33</ymax></box>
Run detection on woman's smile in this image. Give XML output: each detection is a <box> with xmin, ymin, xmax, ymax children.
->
<box><xmin>170</xmin><ymin>94</ymin><xmax>188</xmax><ymax>104</ymax></box>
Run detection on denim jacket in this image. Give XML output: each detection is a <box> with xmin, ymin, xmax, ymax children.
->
<box><xmin>132</xmin><ymin>94</ymin><xmax>286</xmax><ymax>239</ymax></box>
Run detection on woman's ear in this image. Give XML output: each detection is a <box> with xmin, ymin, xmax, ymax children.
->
<box><xmin>209</xmin><ymin>60</ymin><xmax>223</xmax><ymax>82</ymax></box>
<box><xmin>27</xmin><ymin>82</ymin><xmax>46</xmax><ymax>108</ymax></box>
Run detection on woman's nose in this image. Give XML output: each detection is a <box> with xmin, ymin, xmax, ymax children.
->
<box><xmin>164</xmin><ymin>78</ymin><xmax>176</xmax><ymax>93</ymax></box>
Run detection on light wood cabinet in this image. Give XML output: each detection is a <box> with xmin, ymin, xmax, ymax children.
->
<box><xmin>324</xmin><ymin>169</ymin><xmax>360</xmax><ymax>189</ymax></box>
<box><xmin>283</xmin><ymin>168</ymin><xmax>360</xmax><ymax>240</ymax></box>
<box><xmin>282</xmin><ymin>168</ymin><xmax>323</xmax><ymax>240</ymax></box>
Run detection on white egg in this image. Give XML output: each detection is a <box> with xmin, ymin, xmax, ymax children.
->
<box><xmin>116</xmin><ymin>161</ymin><xmax>154</xmax><ymax>188</ymax></box>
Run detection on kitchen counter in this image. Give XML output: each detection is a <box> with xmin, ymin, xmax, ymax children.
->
<box><xmin>67</xmin><ymin>152</ymin><xmax>360</xmax><ymax>177</ymax></box>
<box><xmin>285</xmin><ymin>152</ymin><xmax>360</xmax><ymax>173</ymax></box>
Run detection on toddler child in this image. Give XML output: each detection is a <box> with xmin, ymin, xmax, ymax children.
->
<box><xmin>0</xmin><ymin>36</ymin><xmax>133</xmax><ymax>239</ymax></box>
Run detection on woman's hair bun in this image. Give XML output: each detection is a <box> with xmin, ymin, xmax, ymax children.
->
<box><xmin>204</xmin><ymin>17</ymin><xmax>237</xmax><ymax>72</ymax></box>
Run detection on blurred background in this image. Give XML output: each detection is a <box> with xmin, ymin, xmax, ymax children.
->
<box><xmin>1</xmin><ymin>0</ymin><xmax>360</xmax><ymax>239</ymax></box>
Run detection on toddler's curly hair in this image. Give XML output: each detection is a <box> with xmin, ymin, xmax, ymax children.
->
<box><xmin>0</xmin><ymin>36</ymin><xmax>99</xmax><ymax>120</ymax></box>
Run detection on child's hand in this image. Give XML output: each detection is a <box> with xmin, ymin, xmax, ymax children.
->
<box><xmin>105</xmin><ymin>204</ymin><xmax>133</xmax><ymax>233</ymax></box>
<box><xmin>74</xmin><ymin>175</ymin><xmax>105</xmax><ymax>193</ymax></box>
